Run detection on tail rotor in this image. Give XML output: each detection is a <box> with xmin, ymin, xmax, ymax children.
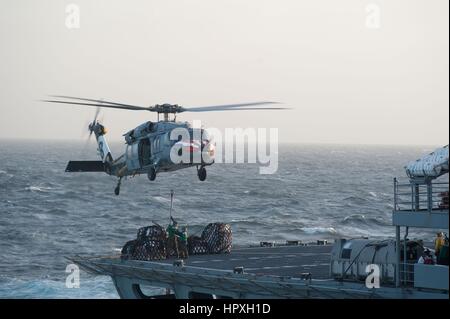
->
<box><xmin>80</xmin><ymin>106</ymin><xmax>102</xmax><ymax>156</ymax></box>
<box><xmin>88</xmin><ymin>106</ymin><xmax>101</xmax><ymax>140</ymax></box>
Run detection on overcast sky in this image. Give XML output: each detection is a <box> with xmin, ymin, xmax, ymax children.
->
<box><xmin>0</xmin><ymin>0</ymin><xmax>448</xmax><ymax>145</ymax></box>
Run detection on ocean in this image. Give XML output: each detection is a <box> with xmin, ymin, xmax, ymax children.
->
<box><xmin>0</xmin><ymin>140</ymin><xmax>440</xmax><ymax>298</ymax></box>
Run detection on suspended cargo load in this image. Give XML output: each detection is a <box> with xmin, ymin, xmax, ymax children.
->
<box><xmin>405</xmin><ymin>145</ymin><xmax>449</xmax><ymax>179</ymax></box>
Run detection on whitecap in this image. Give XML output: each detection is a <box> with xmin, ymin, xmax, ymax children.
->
<box><xmin>151</xmin><ymin>196</ymin><xmax>178</xmax><ymax>203</ymax></box>
<box><xmin>301</xmin><ymin>226</ymin><xmax>337</xmax><ymax>235</ymax></box>
<box><xmin>343</xmin><ymin>214</ymin><xmax>365</xmax><ymax>222</ymax></box>
<box><xmin>25</xmin><ymin>186</ymin><xmax>53</xmax><ymax>193</ymax></box>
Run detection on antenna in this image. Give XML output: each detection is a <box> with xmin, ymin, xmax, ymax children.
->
<box><xmin>169</xmin><ymin>189</ymin><xmax>174</xmax><ymax>222</ymax></box>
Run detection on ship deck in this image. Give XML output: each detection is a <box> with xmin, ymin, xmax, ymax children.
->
<box><xmin>70</xmin><ymin>243</ymin><xmax>448</xmax><ymax>299</ymax></box>
<box><xmin>157</xmin><ymin>244</ymin><xmax>332</xmax><ymax>278</ymax></box>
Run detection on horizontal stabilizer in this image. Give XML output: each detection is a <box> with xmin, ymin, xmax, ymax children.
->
<box><xmin>65</xmin><ymin>161</ymin><xmax>105</xmax><ymax>172</ymax></box>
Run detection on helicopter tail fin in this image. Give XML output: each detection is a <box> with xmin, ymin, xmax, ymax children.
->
<box><xmin>96</xmin><ymin>133</ymin><xmax>113</xmax><ymax>164</ymax></box>
<box><xmin>65</xmin><ymin>161</ymin><xmax>105</xmax><ymax>172</ymax></box>
<box><xmin>90</xmin><ymin>122</ymin><xmax>113</xmax><ymax>164</ymax></box>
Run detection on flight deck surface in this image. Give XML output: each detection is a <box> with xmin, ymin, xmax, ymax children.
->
<box><xmin>158</xmin><ymin>244</ymin><xmax>332</xmax><ymax>278</ymax></box>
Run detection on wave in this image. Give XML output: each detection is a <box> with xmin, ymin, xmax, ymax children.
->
<box><xmin>33</xmin><ymin>213</ymin><xmax>51</xmax><ymax>220</ymax></box>
<box><xmin>230</xmin><ymin>219</ymin><xmax>267</xmax><ymax>227</ymax></box>
<box><xmin>0</xmin><ymin>170</ymin><xmax>14</xmax><ymax>184</ymax></box>
<box><xmin>0</xmin><ymin>276</ymin><xmax>119</xmax><ymax>299</ymax></box>
<box><xmin>25</xmin><ymin>186</ymin><xmax>53</xmax><ymax>193</ymax></box>
<box><xmin>342</xmin><ymin>196</ymin><xmax>370</xmax><ymax>205</ymax></box>
<box><xmin>341</xmin><ymin>214</ymin><xmax>389</xmax><ymax>226</ymax></box>
<box><xmin>150</xmin><ymin>196</ymin><xmax>180</xmax><ymax>204</ymax></box>
<box><xmin>300</xmin><ymin>226</ymin><xmax>338</xmax><ymax>235</ymax></box>
<box><xmin>45</xmin><ymin>209</ymin><xmax>69</xmax><ymax>216</ymax></box>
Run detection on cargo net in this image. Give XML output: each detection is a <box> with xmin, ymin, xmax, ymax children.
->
<box><xmin>121</xmin><ymin>223</ymin><xmax>232</xmax><ymax>260</ymax></box>
<box><xmin>200</xmin><ymin>223</ymin><xmax>232</xmax><ymax>254</ymax></box>
<box><xmin>121</xmin><ymin>226</ymin><xmax>167</xmax><ymax>261</ymax></box>
<box><xmin>137</xmin><ymin>225</ymin><xmax>167</xmax><ymax>241</ymax></box>
<box><xmin>187</xmin><ymin>236</ymin><xmax>209</xmax><ymax>255</ymax></box>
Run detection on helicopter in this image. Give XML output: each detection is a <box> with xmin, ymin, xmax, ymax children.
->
<box><xmin>43</xmin><ymin>95</ymin><xmax>287</xmax><ymax>195</ymax></box>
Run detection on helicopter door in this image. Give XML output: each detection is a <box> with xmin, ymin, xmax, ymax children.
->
<box><xmin>152</xmin><ymin>134</ymin><xmax>162</xmax><ymax>157</ymax></box>
<box><xmin>139</xmin><ymin>138</ymin><xmax>151</xmax><ymax>167</ymax></box>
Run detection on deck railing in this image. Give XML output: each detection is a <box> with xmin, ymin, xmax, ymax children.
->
<box><xmin>399</xmin><ymin>262</ymin><xmax>415</xmax><ymax>286</ymax></box>
<box><xmin>394</xmin><ymin>178</ymin><xmax>449</xmax><ymax>213</ymax></box>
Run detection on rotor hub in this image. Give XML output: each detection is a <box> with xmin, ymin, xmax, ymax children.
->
<box><xmin>152</xmin><ymin>104</ymin><xmax>185</xmax><ymax>114</ymax></box>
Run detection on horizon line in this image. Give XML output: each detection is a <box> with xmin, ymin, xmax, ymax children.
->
<box><xmin>0</xmin><ymin>137</ymin><xmax>446</xmax><ymax>148</ymax></box>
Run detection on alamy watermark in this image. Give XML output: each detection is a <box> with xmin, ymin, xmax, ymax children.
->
<box><xmin>65</xmin><ymin>264</ymin><xmax>80</xmax><ymax>288</ymax></box>
<box><xmin>65</xmin><ymin>4</ymin><xmax>80</xmax><ymax>29</ymax></box>
<box><xmin>365</xmin><ymin>3</ymin><xmax>381</xmax><ymax>29</ymax></box>
<box><xmin>168</xmin><ymin>121</ymin><xmax>279</xmax><ymax>174</ymax></box>
<box><xmin>365</xmin><ymin>264</ymin><xmax>380</xmax><ymax>289</ymax></box>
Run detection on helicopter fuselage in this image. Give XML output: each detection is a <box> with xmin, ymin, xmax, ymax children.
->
<box><xmin>105</xmin><ymin>120</ymin><xmax>215</xmax><ymax>179</ymax></box>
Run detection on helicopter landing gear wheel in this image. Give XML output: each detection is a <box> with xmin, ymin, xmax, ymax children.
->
<box><xmin>115</xmin><ymin>177</ymin><xmax>122</xmax><ymax>196</ymax></box>
<box><xmin>148</xmin><ymin>167</ymin><xmax>157</xmax><ymax>181</ymax></box>
<box><xmin>198</xmin><ymin>166</ymin><xmax>207</xmax><ymax>181</ymax></box>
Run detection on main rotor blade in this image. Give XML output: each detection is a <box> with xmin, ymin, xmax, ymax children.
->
<box><xmin>184</xmin><ymin>101</ymin><xmax>283</xmax><ymax>112</ymax></box>
<box><xmin>185</xmin><ymin>107</ymin><xmax>290</xmax><ymax>112</ymax></box>
<box><xmin>42</xmin><ymin>100</ymin><xmax>150</xmax><ymax>111</ymax></box>
<box><xmin>50</xmin><ymin>95</ymin><xmax>147</xmax><ymax>110</ymax></box>
<box><xmin>43</xmin><ymin>97</ymin><xmax>288</xmax><ymax>113</ymax></box>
